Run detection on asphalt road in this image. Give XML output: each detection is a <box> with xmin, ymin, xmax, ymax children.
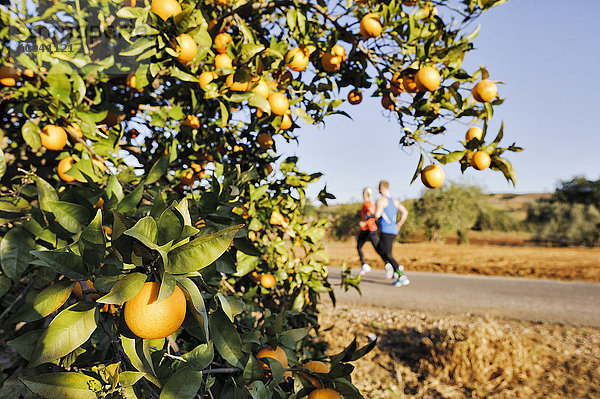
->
<box><xmin>326</xmin><ymin>267</ymin><xmax>600</xmax><ymax>327</ymax></box>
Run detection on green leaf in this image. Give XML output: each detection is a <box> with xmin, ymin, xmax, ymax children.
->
<box><xmin>238</xmin><ymin>43</ymin><xmax>265</xmax><ymax>65</ymax></box>
<box><xmin>121</xmin><ymin>38</ymin><xmax>156</xmax><ymax>56</ymax></box>
<box><xmin>116</xmin><ymin>6</ymin><xmax>147</xmax><ymax>18</ymax></box>
<box><xmin>121</xmin><ymin>336</ymin><xmax>161</xmax><ymax>387</ymax></box>
<box><xmin>12</xmin><ymin>281</ymin><xmax>74</xmax><ymax>322</ymax></box>
<box><xmin>0</xmin><ymin>227</ymin><xmax>35</xmax><ymax>281</ymax></box>
<box><xmin>0</xmin><ymin>148</ymin><xmax>6</xmax><ymax>179</ymax></box>
<box><xmin>157</xmin><ymin>272</ymin><xmax>176</xmax><ymax>303</ymax></box>
<box><xmin>175</xmin><ymin>198</ymin><xmax>192</xmax><ymax>226</ymax></box>
<box><xmin>20</xmin><ymin>372</ymin><xmax>101</xmax><ymax>399</ymax></box>
<box><xmin>248</xmin><ymin>93</ymin><xmax>271</xmax><ymax>114</ymax></box>
<box><xmin>22</xmin><ymin>121</ymin><xmax>42</xmax><ymax>150</ymax></box>
<box><xmin>30</xmin><ymin>302</ymin><xmax>99</xmax><ymax>366</ymax></box>
<box><xmin>166</xmin><ymin>225</ymin><xmax>241</xmax><ymax>274</ymax></box>
<box><xmin>118</xmin><ymin>184</ymin><xmax>144</xmax><ymax>214</ymax></box>
<box><xmin>233</xmin><ymin>252</ymin><xmax>259</xmax><ymax>276</ymax></box>
<box><xmin>124</xmin><ymin>216</ymin><xmax>158</xmax><ymax>248</ymax></box>
<box><xmin>35</xmin><ymin>176</ymin><xmax>59</xmax><ymax>213</ymax></box>
<box><xmin>182</xmin><ymin>342</ymin><xmax>214</xmax><ymax>371</ymax></box>
<box><xmin>209</xmin><ymin>309</ymin><xmax>243</xmax><ymax>368</ymax></box>
<box><xmin>493</xmin><ymin>157</ymin><xmax>516</xmax><ymax>186</ymax></box>
<box><xmin>216</xmin><ymin>293</ymin><xmax>244</xmax><ymax>322</ymax></box>
<box><xmin>7</xmin><ymin>329</ymin><xmax>43</xmax><ymax>361</ymax></box>
<box><xmin>159</xmin><ymin>367</ymin><xmax>202</xmax><ymax>399</ymax></box>
<box><xmin>97</xmin><ymin>272</ymin><xmax>147</xmax><ymax>305</ymax></box>
<box><xmin>0</xmin><ymin>275</ymin><xmax>10</xmax><ymax>298</ymax></box>
<box><xmin>49</xmin><ymin>201</ymin><xmax>90</xmax><ymax>233</ymax></box>
<box><xmin>30</xmin><ymin>251</ymin><xmax>88</xmax><ymax>280</ymax></box>
<box><xmin>146</xmin><ymin>154</ymin><xmax>170</xmax><ymax>185</ymax></box>
<box><xmin>106</xmin><ymin>175</ymin><xmax>124</xmax><ymax>202</ymax></box>
<box><xmin>79</xmin><ymin>210</ymin><xmax>106</xmax><ymax>267</ymax></box>
<box><xmin>410</xmin><ymin>154</ymin><xmax>424</xmax><ymax>184</ymax></box>
<box><xmin>157</xmin><ymin>206</ymin><xmax>184</xmax><ymax>246</ymax></box>
<box><xmin>176</xmin><ymin>277</ymin><xmax>208</xmax><ymax>339</ymax></box>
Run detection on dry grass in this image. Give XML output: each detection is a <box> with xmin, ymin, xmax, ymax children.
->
<box><xmin>319</xmin><ymin>304</ymin><xmax>600</xmax><ymax>398</ymax></box>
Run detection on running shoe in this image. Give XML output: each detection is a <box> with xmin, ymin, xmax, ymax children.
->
<box><xmin>393</xmin><ymin>275</ymin><xmax>410</xmax><ymax>287</ymax></box>
<box><xmin>359</xmin><ymin>263</ymin><xmax>372</xmax><ymax>276</ymax></box>
<box><xmin>385</xmin><ymin>263</ymin><xmax>394</xmax><ymax>279</ymax></box>
<box><xmin>393</xmin><ymin>265</ymin><xmax>405</xmax><ymax>279</ymax></box>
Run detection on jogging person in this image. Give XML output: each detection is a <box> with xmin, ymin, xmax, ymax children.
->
<box><xmin>374</xmin><ymin>180</ymin><xmax>410</xmax><ymax>287</ymax></box>
<box><xmin>356</xmin><ymin>188</ymin><xmax>379</xmax><ymax>276</ymax></box>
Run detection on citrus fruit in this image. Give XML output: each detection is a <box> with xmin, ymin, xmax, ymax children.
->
<box><xmin>126</xmin><ymin>73</ymin><xmax>136</xmax><ymax>89</ymax></box>
<box><xmin>257</xmin><ymin>345</ymin><xmax>288</xmax><ymax>372</ymax></box>
<box><xmin>300</xmin><ymin>361</ymin><xmax>330</xmax><ymax>388</ymax></box>
<box><xmin>226</xmin><ymin>73</ymin><xmax>251</xmax><ymax>91</ymax></box>
<box><xmin>360</xmin><ymin>13</ymin><xmax>382</xmax><ymax>39</ymax></box>
<box><xmin>199</xmin><ymin>71</ymin><xmax>217</xmax><ymax>87</ymax></box>
<box><xmin>57</xmin><ymin>156</ymin><xmax>76</xmax><ymax>182</ymax></box>
<box><xmin>415</xmin><ymin>66</ymin><xmax>440</xmax><ymax>92</ymax></box>
<box><xmin>257</xmin><ymin>132</ymin><xmax>274</xmax><ymax>149</ymax></box>
<box><xmin>331</xmin><ymin>44</ymin><xmax>347</xmax><ymax>61</ymax></box>
<box><xmin>181</xmin><ymin>171</ymin><xmax>196</xmax><ymax>185</ymax></box>
<box><xmin>260</xmin><ymin>273</ymin><xmax>276</xmax><ymax>289</ymax></box>
<box><xmin>252</xmin><ymin>78</ymin><xmax>270</xmax><ymax>98</ymax></box>
<box><xmin>347</xmin><ymin>90</ymin><xmax>362</xmax><ymax>105</ymax></box>
<box><xmin>285</xmin><ymin>46</ymin><xmax>310</xmax><ymax>72</ymax></box>
<box><xmin>0</xmin><ymin>65</ymin><xmax>18</xmax><ymax>86</ymax></box>
<box><xmin>268</xmin><ymin>92</ymin><xmax>289</xmax><ymax>116</ymax></box>
<box><xmin>466</xmin><ymin>127</ymin><xmax>483</xmax><ymax>141</ymax></box>
<box><xmin>472</xmin><ymin>80</ymin><xmax>497</xmax><ymax>103</ymax></box>
<box><xmin>214</xmin><ymin>32</ymin><xmax>232</xmax><ymax>54</ymax></box>
<box><xmin>173</xmin><ymin>34</ymin><xmax>198</xmax><ymax>64</ymax></box>
<box><xmin>471</xmin><ymin>151</ymin><xmax>491</xmax><ymax>170</ymax></box>
<box><xmin>41</xmin><ymin>125</ymin><xmax>68</xmax><ymax>151</ymax></box>
<box><xmin>308</xmin><ymin>389</ymin><xmax>342</xmax><ymax>399</ymax></box>
<box><xmin>215</xmin><ymin>53</ymin><xmax>233</xmax><ymax>69</ymax></box>
<box><xmin>280</xmin><ymin>113</ymin><xmax>293</xmax><ymax>130</ymax></box>
<box><xmin>391</xmin><ymin>73</ymin><xmax>404</xmax><ymax>95</ymax></box>
<box><xmin>381</xmin><ymin>95</ymin><xmax>394</xmax><ymax>110</ymax></box>
<box><xmin>183</xmin><ymin>115</ymin><xmax>200</xmax><ymax>128</ymax></box>
<box><xmin>321</xmin><ymin>52</ymin><xmax>342</xmax><ymax>72</ymax></box>
<box><xmin>150</xmin><ymin>0</ymin><xmax>181</xmax><ymax>20</ymax></box>
<box><xmin>73</xmin><ymin>280</ymin><xmax>101</xmax><ymax>300</ymax></box>
<box><xmin>124</xmin><ymin>282</ymin><xmax>187</xmax><ymax>339</ymax></box>
<box><xmin>402</xmin><ymin>75</ymin><xmax>418</xmax><ymax>93</ymax></box>
<box><xmin>421</xmin><ymin>164</ymin><xmax>444</xmax><ymax>188</ymax></box>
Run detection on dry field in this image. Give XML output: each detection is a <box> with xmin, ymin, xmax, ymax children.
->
<box><xmin>325</xmin><ymin>232</ymin><xmax>600</xmax><ymax>282</ymax></box>
<box><xmin>318</xmin><ymin>304</ymin><xmax>600</xmax><ymax>399</ymax></box>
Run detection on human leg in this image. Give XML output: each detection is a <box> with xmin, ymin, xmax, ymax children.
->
<box><xmin>357</xmin><ymin>231</ymin><xmax>372</xmax><ymax>275</ymax></box>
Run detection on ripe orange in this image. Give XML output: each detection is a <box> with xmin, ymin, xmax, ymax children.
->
<box><xmin>268</xmin><ymin>92</ymin><xmax>289</xmax><ymax>116</ymax></box>
<box><xmin>57</xmin><ymin>156</ymin><xmax>76</xmax><ymax>182</ymax></box>
<box><xmin>381</xmin><ymin>95</ymin><xmax>394</xmax><ymax>110</ymax></box>
<box><xmin>331</xmin><ymin>45</ymin><xmax>347</xmax><ymax>61</ymax></box>
<box><xmin>300</xmin><ymin>361</ymin><xmax>330</xmax><ymax>388</ymax></box>
<box><xmin>215</xmin><ymin>53</ymin><xmax>233</xmax><ymax>69</ymax></box>
<box><xmin>124</xmin><ymin>282</ymin><xmax>187</xmax><ymax>339</ymax></box>
<box><xmin>347</xmin><ymin>90</ymin><xmax>362</xmax><ymax>105</ymax></box>
<box><xmin>391</xmin><ymin>73</ymin><xmax>404</xmax><ymax>95</ymax></box>
<box><xmin>285</xmin><ymin>46</ymin><xmax>310</xmax><ymax>72</ymax></box>
<box><xmin>402</xmin><ymin>75</ymin><xmax>418</xmax><ymax>93</ymax></box>
<box><xmin>181</xmin><ymin>171</ymin><xmax>196</xmax><ymax>185</ymax></box>
<box><xmin>421</xmin><ymin>164</ymin><xmax>444</xmax><ymax>188</ymax></box>
<box><xmin>415</xmin><ymin>66</ymin><xmax>440</xmax><ymax>92</ymax></box>
<box><xmin>308</xmin><ymin>389</ymin><xmax>342</xmax><ymax>399</ymax></box>
<box><xmin>257</xmin><ymin>346</ymin><xmax>288</xmax><ymax>374</ymax></box>
<box><xmin>214</xmin><ymin>32</ymin><xmax>232</xmax><ymax>54</ymax></box>
<box><xmin>360</xmin><ymin>13</ymin><xmax>382</xmax><ymax>39</ymax></box>
<box><xmin>183</xmin><ymin>115</ymin><xmax>200</xmax><ymax>128</ymax></box>
<box><xmin>260</xmin><ymin>273</ymin><xmax>276</xmax><ymax>289</ymax></box>
<box><xmin>73</xmin><ymin>280</ymin><xmax>101</xmax><ymax>300</ymax></box>
<box><xmin>471</xmin><ymin>151</ymin><xmax>491</xmax><ymax>170</ymax></box>
<box><xmin>23</xmin><ymin>69</ymin><xmax>35</xmax><ymax>78</ymax></box>
<box><xmin>257</xmin><ymin>132</ymin><xmax>274</xmax><ymax>149</ymax></box>
<box><xmin>0</xmin><ymin>65</ymin><xmax>18</xmax><ymax>86</ymax></box>
<box><xmin>472</xmin><ymin>80</ymin><xmax>497</xmax><ymax>103</ymax></box>
<box><xmin>252</xmin><ymin>79</ymin><xmax>270</xmax><ymax>98</ymax></box>
<box><xmin>41</xmin><ymin>125</ymin><xmax>68</xmax><ymax>151</ymax></box>
<box><xmin>280</xmin><ymin>113</ymin><xmax>293</xmax><ymax>130</ymax></box>
<box><xmin>150</xmin><ymin>0</ymin><xmax>181</xmax><ymax>20</ymax></box>
<box><xmin>321</xmin><ymin>52</ymin><xmax>342</xmax><ymax>72</ymax></box>
<box><xmin>173</xmin><ymin>34</ymin><xmax>198</xmax><ymax>64</ymax></box>
<box><xmin>226</xmin><ymin>73</ymin><xmax>251</xmax><ymax>91</ymax></box>
<box><xmin>199</xmin><ymin>71</ymin><xmax>217</xmax><ymax>87</ymax></box>
<box><xmin>465</xmin><ymin>127</ymin><xmax>483</xmax><ymax>141</ymax></box>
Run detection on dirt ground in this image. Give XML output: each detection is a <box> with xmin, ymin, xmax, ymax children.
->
<box><xmin>318</xmin><ymin>304</ymin><xmax>600</xmax><ymax>399</ymax></box>
<box><xmin>325</xmin><ymin>233</ymin><xmax>600</xmax><ymax>282</ymax></box>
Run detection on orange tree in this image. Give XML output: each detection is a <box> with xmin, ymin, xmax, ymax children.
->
<box><xmin>0</xmin><ymin>0</ymin><xmax>519</xmax><ymax>397</ymax></box>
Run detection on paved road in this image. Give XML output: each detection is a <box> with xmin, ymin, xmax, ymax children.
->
<box><xmin>326</xmin><ymin>267</ymin><xmax>600</xmax><ymax>327</ymax></box>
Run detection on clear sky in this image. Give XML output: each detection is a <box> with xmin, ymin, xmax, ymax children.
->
<box><xmin>275</xmin><ymin>0</ymin><xmax>600</xmax><ymax>203</ymax></box>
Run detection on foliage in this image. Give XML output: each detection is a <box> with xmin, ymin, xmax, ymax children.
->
<box><xmin>0</xmin><ymin>0</ymin><xmax>513</xmax><ymax>397</ymax></box>
<box><xmin>329</xmin><ymin>204</ymin><xmax>361</xmax><ymax>241</ymax></box>
<box><xmin>473</xmin><ymin>205</ymin><xmax>520</xmax><ymax>232</ymax></box>
<box><xmin>552</xmin><ymin>177</ymin><xmax>600</xmax><ymax>207</ymax></box>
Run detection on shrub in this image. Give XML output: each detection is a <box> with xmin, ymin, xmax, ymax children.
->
<box><xmin>527</xmin><ymin>202</ymin><xmax>600</xmax><ymax>246</ymax></box>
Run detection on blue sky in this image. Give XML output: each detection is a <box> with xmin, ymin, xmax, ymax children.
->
<box><xmin>276</xmin><ymin>0</ymin><xmax>600</xmax><ymax>203</ymax></box>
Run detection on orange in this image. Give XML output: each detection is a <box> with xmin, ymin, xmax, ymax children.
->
<box><xmin>151</xmin><ymin>0</ymin><xmax>181</xmax><ymax>20</ymax></box>
<box><xmin>270</xmin><ymin>210</ymin><xmax>286</xmax><ymax>226</ymax></box>
<box><xmin>257</xmin><ymin>346</ymin><xmax>288</xmax><ymax>373</ymax></box>
<box><xmin>472</xmin><ymin>80</ymin><xmax>497</xmax><ymax>103</ymax></box>
<box><xmin>465</xmin><ymin>127</ymin><xmax>483</xmax><ymax>141</ymax></box>
<box><xmin>173</xmin><ymin>34</ymin><xmax>197</xmax><ymax>64</ymax></box>
<box><xmin>347</xmin><ymin>90</ymin><xmax>362</xmax><ymax>105</ymax></box>
<box><xmin>300</xmin><ymin>361</ymin><xmax>330</xmax><ymax>388</ymax></box>
<box><xmin>268</xmin><ymin>92</ymin><xmax>289</xmax><ymax>116</ymax></box>
<box><xmin>285</xmin><ymin>46</ymin><xmax>310</xmax><ymax>72</ymax></box>
<box><xmin>471</xmin><ymin>151</ymin><xmax>491</xmax><ymax>170</ymax></box>
<box><xmin>321</xmin><ymin>52</ymin><xmax>342</xmax><ymax>72</ymax></box>
<box><xmin>126</xmin><ymin>73</ymin><xmax>138</xmax><ymax>89</ymax></box>
<box><xmin>308</xmin><ymin>389</ymin><xmax>342</xmax><ymax>399</ymax></box>
<box><xmin>402</xmin><ymin>75</ymin><xmax>418</xmax><ymax>93</ymax></box>
<box><xmin>214</xmin><ymin>32</ymin><xmax>232</xmax><ymax>54</ymax></box>
<box><xmin>214</xmin><ymin>0</ymin><xmax>228</xmax><ymax>5</ymax></box>
<box><xmin>260</xmin><ymin>273</ymin><xmax>276</xmax><ymax>289</ymax></box>
<box><xmin>381</xmin><ymin>95</ymin><xmax>394</xmax><ymax>110</ymax></box>
<box><xmin>256</xmin><ymin>108</ymin><xmax>264</xmax><ymax>118</ymax></box>
<box><xmin>0</xmin><ymin>65</ymin><xmax>19</xmax><ymax>86</ymax></box>
<box><xmin>257</xmin><ymin>132</ymin><xmax>273</xmax><ymax>149</ymax></box>
<box><xmin>360</xmin><ymin>13</ymin><xmax>382</xmax><ymax>39</ymax></box>
<box><xmin>226</xmin><ymin>73</ymin><xmax>251</xmax><ymax>91</ymax></box>
<box><xmin>41</xmin><ymin>125</ymin><xmax>68</xmax><ymax>151</ymax></box>
<box><xmin>252</xmin><ymin>79</ymin><xmax>270</xmax><ymax>98</ymax></box>
<box><xmin>57</xmin><ymin>156</ymin><xmax>76</xmax><ymax>182</ymax></box>
<box><xmin>391</xmin><ymin>73</ymin><xmax>404</xmax><ymax>95</ymax></box>
<box><xmin>199</xmin><ymin>71</ymin><xmax>217</xmax><ymax>87</ymax></box>
<box><xmin>181</xmin><ymin>171</ymin><xmax>195</xmax><ymax>185</ymax></box>
<box><xmin>215</xmin><ymin>53</ymin><xmax>233</xmax><ymax>69</ymax></box>
<box><xmin>421</xmin><ymin>164</ymin><xmax>444</xmax><ymax>188</ymax></box>
<box><xmin>415</xmin><ymin>66</ymin><xmax>440</xmax><ymax>92</ymax></box>
<box><xmin>23</xmin><ymin>69</ymin><xmax>35</xmax><ymax>78</ymax></box>
<box><xmin>280</xmin><ymin>113</ymin><xmax>293</xmax><ymax>130</ymax></box>
<box><xmin>73</xmin><ymin>280</ymin><xmax>101</xmax><ymax>300</ymax></box>
<box><xmin>331</xmin><ymin>45</ymin><xmax>347</xmax><ymax>61</ymax></box>
<box><xmin>124</xmin><ymin>282</ymin><xmax>187</xmax><ymax>339</ymax></box>
<box><xmin>183</xmin><ymin>115</ymin><xmax>200</xmax><ymax>128</ymax></box>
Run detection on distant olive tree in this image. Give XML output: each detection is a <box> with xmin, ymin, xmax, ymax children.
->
<box><xmin>553</xmin><ymin>177</ymin><xmax>600</xmax><ymax>206</ymax></box>
<box><xmin>527</xmin><ymin>202</ymin><xmax>600</xmax><ymax>246</ymax></box>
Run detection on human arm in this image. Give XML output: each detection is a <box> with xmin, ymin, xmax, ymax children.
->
<box><xmin>374</xmin><ymin>197</ymin><xmax>387</xmax><ymax>219</ymax></box>
<box><xmin>395</xmin><ymin>200</ymin><xmax>409</xmax><ymax>229</ymax></box>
